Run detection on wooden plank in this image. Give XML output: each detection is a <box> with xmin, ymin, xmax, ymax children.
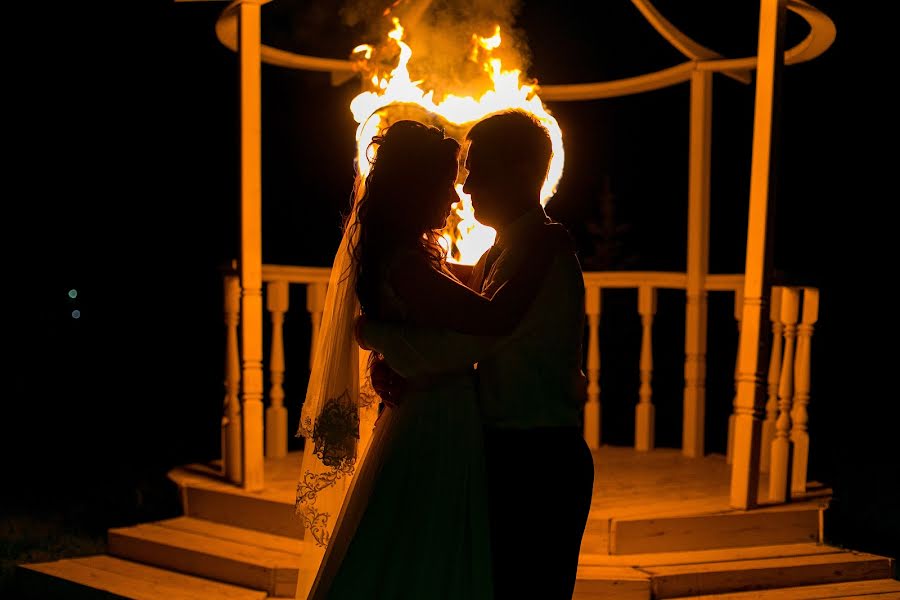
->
<box><xmin>70</xmin><ymin>556</ymin><xmax>267</xmax><ymax>599</ymax></box>
<box><xmin>153</xmin><ymin>517</ymin><xmax>304</xmax><ymax>555</ymax></box>
<box><xmin>647</xmin><ymin>552</ymin><xmax>894</xmax><ymax>598</ymax></box>
<box><xmin>580</xmin><ymin>542</ymin><xmax>844</xmax><ymax>567</ymax></box>
<box><xmin>593</xmin><ymin>494</ymin><xmax>828</xmax><ymax>522</ymax></box>
<box><xmin>574</xmin><ymin>565</ymin><xmax>651</xmax><ymax>600</ymax></box>
<box><xmin>108</xmin><ymin>523</ymin><xmax>301</xmax><ymax>596</ymax></box>
<box><xmin>580</xmin><ymin>517</ymin><xmax>611</xmax><ymax>554</ymax></box>
<box><xmin>168</xmin><ymin>458</ymin><xmax>298</xmax><ymax>505</ymax></box>
<box><xmin>611</xmin><ymin>506</ymin><xmax>819</xmax><ymax>554</ymax></box>
<box><xmin>576</xmin><ymin>565</ymin><xmax>650</xmax><ymax>580</ymax></box>
<box><xmin>109</xmin><ymin>523</ymin><xmax>304</xmax><ymax>567</ymax></box>
<box><xmin>17</xmin><ymin>558</ymin><xmax>266</xmax><ymax>600</ymax></box>
<box><xmin>834</xmin><ymin>594</ymin><xmax>900</xmax><ymax>599</ymax></box>
<box><xmin>16</xmin><ymin>562</ymin><xmax>127</xmax><ymax>600</ymax></box>
<box><xmin>676</xmin><ymin>577</ymin><xmax>900</xmax><ymax>598</ymax></box>
<box><xmin>572</xmin><ymin>581</ymin><xmax>650</xmax><ymax>600</ymax></box>
<box><xmin>184</xmin><ymin>486</ymin><xmax>304</xmax><ymax>539</ymax></box>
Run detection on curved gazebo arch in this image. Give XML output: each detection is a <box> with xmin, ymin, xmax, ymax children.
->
<box><xmin>207</xmin><ymin>0</ymin><xmax>835</xmax><ymax>510</ymax></box>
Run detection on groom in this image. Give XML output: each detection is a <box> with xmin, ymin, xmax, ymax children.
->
<box><xmin>360</xmin><ymin>109</ymin><xmax>594</xmax><ymax>600</ymax></box>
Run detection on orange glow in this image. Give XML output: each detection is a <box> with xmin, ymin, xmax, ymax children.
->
<box><xmin>350</xmin><ymin>18</ymin><xmax>564</xmax><ymax>264</ymax></box>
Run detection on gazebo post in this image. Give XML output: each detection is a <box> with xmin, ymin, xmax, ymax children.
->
<box><xmin>238</xmin><ymin>0</ymin><xmax>265</xmax><ymax>492</ymax></box>
<box><xmin>731</xmin><ymin>0</ymin><xmax>786</xmax><ymax>509</ymax></box>
<box><xmin>682</xmin><ymin>69</ymin><xmax>713</xmax><ymax>458</ymax></box>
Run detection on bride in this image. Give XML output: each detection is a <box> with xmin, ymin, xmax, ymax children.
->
<box><xmin>294</xmin><ymin>119</ymin><xmax>560</xmax><ymax>599</ymax></box>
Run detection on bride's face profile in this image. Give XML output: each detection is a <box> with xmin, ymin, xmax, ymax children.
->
<box><xmin>426</xmin><ymin>176</ymin><xmax>461</xmax><ymax>231</ymax></box>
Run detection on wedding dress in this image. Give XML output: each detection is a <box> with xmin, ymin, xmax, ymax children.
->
<box><xmin>295</xmin><ymin>250</ymin><xmax>493</xmax><ymax>600</ymax></box>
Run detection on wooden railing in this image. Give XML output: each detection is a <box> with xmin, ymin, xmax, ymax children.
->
<box><xmin>222</xmin><ymin>265</ymin><xmax>817</xmax><ymax>506</ymax></box>
<box><xmin>579</xmin><ymin>271</ymin><xmax>744</xmax><ymax>452</ymax></box>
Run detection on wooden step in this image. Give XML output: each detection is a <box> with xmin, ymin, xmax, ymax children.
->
<box><xmin>154</xmin><ymin>516</ymin><xmax>303</xmax><ymax>555</ymax></box>
<box><xmin>107</xmin><ymin>519</ymin><xmax>302</xmax><ymax>597</ymax></box>
<box><xmin>645</xmin><ymin>550</ymin><xmax>894</xmax><ymax>598</ymax></box>
<box><xmin>181</xmin><ymin>485</ymin><xmax>304</xmax><ymax>539</ymax></box>
<box><xmin>610</xmin><ymin>504</ymin><xmax>822</xmax><ymax>554</ymax></box>
<box><xmin>573</xmin><ymin>565</ymin><xmax>651</xmax><ymax>600</ymax></box>
<box><xmin>579</xmin><ymin>542</ymin><xmax>846</xmax><ymax>568</ymax></box>
<box><xmin>580</xmin><ymin>516</ymin><xmax>611</xmax><ymax>554</ymax></box>
<box><xmin>677</xmin><ymin>577</ymin><xmax>900</xmax><ymax>599</ymax></box>
<box><xmin>573</xmin><ymin>544</ymin><xmax>895</xmax><ymax>599</ymax></box>
<box><xmin>15</xmin><ymin>555</ymin><xmax>267</xmax><ymax>600</ymax></box>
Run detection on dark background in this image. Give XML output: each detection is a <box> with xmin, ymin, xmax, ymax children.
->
<box><xmin>4</xmin><ymin>0</ymin><xmax>896</xmax><ymax>589</ymax></box>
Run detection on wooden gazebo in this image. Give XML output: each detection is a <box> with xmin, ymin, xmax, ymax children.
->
<box><xmin>213</xmin><ymin>0</ymin><xmax>835</xmax><ymax>509</ymax></box>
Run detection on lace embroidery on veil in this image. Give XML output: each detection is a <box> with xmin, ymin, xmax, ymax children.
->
<box><xmin>295</xmin><ymin>389</ymin><xmax>357</xmax><ymax>547</ymax></box>
<box><xmin>295</xmin><ymin>383</ymin><xmax>378</xmax><ymax>548</ymax></box>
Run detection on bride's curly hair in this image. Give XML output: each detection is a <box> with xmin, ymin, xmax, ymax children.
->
<box><xmin>348</xmin><ymin>120</ymin><xmax>461</xmax><ymax>316</ymax></box>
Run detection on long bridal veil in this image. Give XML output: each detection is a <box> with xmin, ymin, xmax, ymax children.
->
<box><xmin>293</xmin><ymin>176</ymin><xmax>381</xmax><ymax>599</ymax></box>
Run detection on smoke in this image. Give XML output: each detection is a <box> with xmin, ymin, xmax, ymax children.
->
<box><xmin>340</xmin><ymin>0</ymin><xmax>532</xmax><ymax>101</ymax></box>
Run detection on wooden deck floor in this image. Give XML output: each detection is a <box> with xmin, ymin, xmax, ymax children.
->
<box><xmin>169</xmin><ymin>445</ymin><xmax>831</xmax><ymax>525</ymax></box>
<box><xmin>586</xmin><ymin>446</ymin><xmax>830</xmax><ymax>520</ymax></box>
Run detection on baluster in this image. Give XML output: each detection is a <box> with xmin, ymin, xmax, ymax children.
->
<box><xmin>727</xmin><ymin>286</ymin><xmax>743</xmax><ymax>464</ymax></box>
<box><xmin>635</xmin><ymin>286</ymin><xmax>657</xmax><ymax>451</ymax></box>
<box><xmin>307</xmin><ymin>282</ymin><xmax>328</xmax><ymax>369</ymax></box>
<box><xmin>683</xmin><ymin>280</ymin><xmax>709</xmax><ymax>458</ymax></box>
<box><xmin>583</xmin><ymin>285</ymin><xmax>602</xmax><ymax>449</ymax></box>
<box><xmin>265</xmin><ymin>280</ymin><xmax>289</xmax><ymax>458</ymax></box>
<box><xmin>769</xmin><ymin>286</ymin><xmax>799</xmax><ymax>502</ymax></box>
<box><xmin>791</xmin><ymin>288</ymin><xmax>818</xmax><ymax>494</ymax></box>
<box><xmin>222</xmin><ymin>272</ymin><xmax>242</xmax><ymax>484</ymax></box>
<box><xmin>760</xmin><ymin>287</ymin><xmax>784</xmax><ymax>472</ymax></box>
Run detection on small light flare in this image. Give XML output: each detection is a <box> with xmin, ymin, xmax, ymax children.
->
<box><xmin>349</xmin><ymin>17</ymin><xmax>564</xmax><ymax>264</ymax></box>
<box><xmin>352</xmin><ymin>44</ymin><xmax>374</xmax><ymax>60</ymax></box>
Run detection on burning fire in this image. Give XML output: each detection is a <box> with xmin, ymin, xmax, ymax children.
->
<box><xmin>349</xmin><ymin>19</ymin><xmax>564</xmax><ymax>264</ymax></box>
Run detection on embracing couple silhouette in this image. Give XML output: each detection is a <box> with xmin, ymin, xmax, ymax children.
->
<box><xmin>295</xmin><ymin>109</ymin><xmax>594</xmax><ymax>600</ymax></box>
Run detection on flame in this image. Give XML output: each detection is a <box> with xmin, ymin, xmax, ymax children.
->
<box><xmin>350</xmin><ymin>18</ymin><xmax>564</xmax><ymax>264</ymax></box>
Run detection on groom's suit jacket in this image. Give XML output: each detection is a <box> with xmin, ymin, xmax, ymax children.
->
<box><xmin>361</xmin><ymin>205</ymin><xmax>586</xmax><ymax>430</ymax></box>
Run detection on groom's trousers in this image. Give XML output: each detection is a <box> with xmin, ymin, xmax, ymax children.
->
<box><xmin>483</xmin><ymin>425</ymin><xmax>594</xmax><ymax>600</ymax></box>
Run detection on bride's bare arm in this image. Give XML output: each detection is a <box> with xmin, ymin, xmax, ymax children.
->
<box><xmin>390</xmin><ymin>224</ymin><xmax>572</xmax><ymax>336</ymax></box>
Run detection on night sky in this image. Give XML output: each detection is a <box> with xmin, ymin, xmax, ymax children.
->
<box><xmin>6</xmin><ymin>0</ymin><xmax>897</xmax><ymax>565</ymax></box>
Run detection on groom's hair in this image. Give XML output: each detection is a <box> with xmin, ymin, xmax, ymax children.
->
<box><xmin>466</xmin><ymin>108</ymin><xmax>552</xmax><ymax>189</ymax></box>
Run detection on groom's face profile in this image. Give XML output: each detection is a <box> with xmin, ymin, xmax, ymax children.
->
<box><xmin>463</xmin><ymin>140</ymin><xmax>505</xmax><ymax>228</ymax></box>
